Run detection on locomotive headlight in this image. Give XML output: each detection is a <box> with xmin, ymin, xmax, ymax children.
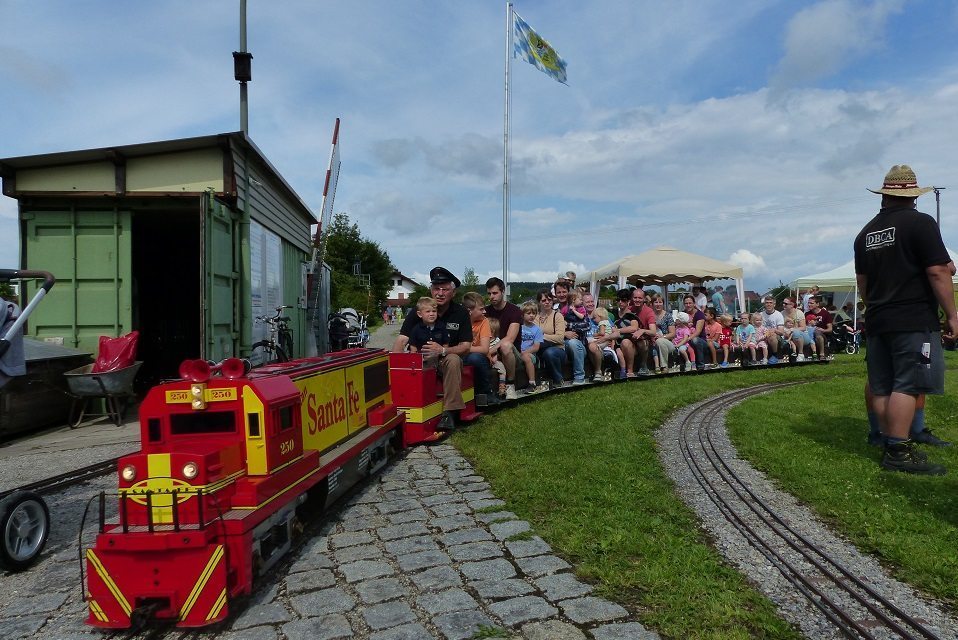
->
<box><xmin>190</xmin><ymin>383</ymin><xmax>207</xmax><ymax>410</ymax></box>
<box><xmin>121</xmin><ymin>465</ymin><xmax>137</xmax><ymax>482</ymax></box>
<box><xmin>182</xmin><ymin>462</ymin><xmax>199</xmax><ymax>479</ymax></box>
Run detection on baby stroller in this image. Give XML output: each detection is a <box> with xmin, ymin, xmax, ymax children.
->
<box><xmin>827</xmin><ymin>320</ymin><xmax>861</xmax><ymax>355</ymax></box>
<box><xmin>343</xmin><ymin>309</ymin><xmax>370</xmax><ymax>348</ymax></box>
<box><xmin>327</xmin><ymin>312</ymin><xmax>351</xmax><ymax>352</ymax></box>
<box><xmin>328</xmin><ymin>308</ymin><xmax>369</xmax><ymax>351</ymax></box>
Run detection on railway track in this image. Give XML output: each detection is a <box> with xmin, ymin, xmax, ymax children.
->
<box><xmin>0</xmin><ymin>457</ymin><xmax>120</xmax><ymax>502</ymax></box>
<box><xmin>675</xmin><ymin>385</ymin><xmax>951</xmax><ymax>640</ymax></box>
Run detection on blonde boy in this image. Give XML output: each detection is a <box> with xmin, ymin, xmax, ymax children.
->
<box><xmin>408</xmin><ymin>297</ymin><xmax>448</xmax><ymax>352</ymax></box>
<box><xmin>519</xmin><ymin>301</ymin><xmax>545</xmax><ymax>393</ymax></box>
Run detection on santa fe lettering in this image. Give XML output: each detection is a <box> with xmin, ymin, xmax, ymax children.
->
<box><xmin>304</xmin><ymin>391</ymin><xmax>347</xmax><ymax>434</ymax></box>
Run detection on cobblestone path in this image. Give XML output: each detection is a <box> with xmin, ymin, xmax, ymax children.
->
<box><xmin>213</xmin><ymin>443</ymin><xmax>657</xmax><ymax>640</ymax></box>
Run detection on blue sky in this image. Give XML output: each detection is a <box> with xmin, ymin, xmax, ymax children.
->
<box><xmin>3</xmin><ymin>0</ymin><xmax>958</xmax><ymax>292</ymax></box>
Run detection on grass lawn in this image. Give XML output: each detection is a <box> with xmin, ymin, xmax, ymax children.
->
<box><xmin>453</xmin><ymin>357</ymin><xmax>868</xmax><ymax>639</ymax></box>
<box><xmin>726</xmin><ymin>359</ymin><xmax>958</xmax><ymax>610</ymax></box>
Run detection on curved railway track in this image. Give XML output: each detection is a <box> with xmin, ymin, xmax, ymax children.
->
<box><xmin>671</xmin><ymin>384</ymin><xmax>954</xmax><ymax>640</ymax></box>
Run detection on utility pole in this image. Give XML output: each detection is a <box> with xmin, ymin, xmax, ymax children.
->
<box><xmin>933</xmin><ymin>186</ymin><xmax>946</xmax><ymax>227</ymax></box>
<box><xmin>233</xmin><ymin>0</ymin><xmax>253</xmax><ymax>134</ymax></box>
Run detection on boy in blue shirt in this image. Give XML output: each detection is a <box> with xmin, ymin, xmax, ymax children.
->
<box><xmin>519</xmin><ymin>302</ymin><xmax>545</xmax><ymax>393</ymax></box>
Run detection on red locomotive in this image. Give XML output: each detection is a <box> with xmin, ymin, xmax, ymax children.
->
<box><xmin>85</xmin><ymin>349</ymin><xmax>478</xmax><ymax>628</ymax></box>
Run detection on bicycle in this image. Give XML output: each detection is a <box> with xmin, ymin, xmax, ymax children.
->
<box><xmin>252</xmin><ymin>305</ymin><xmax>294</xmax><ymax>363</ymax></box>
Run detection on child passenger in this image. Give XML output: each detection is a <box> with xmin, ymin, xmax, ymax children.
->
<box><xmin>590</xmin><ymin>307</ymin><xmax>616</xmax><ymax>381</ymax></box>
<box><xmin>673</xmin><ymin>312</ymin><xmax>696</xmax><ymax>371</ymax></box>
<box><xmin>705</xmin><ymin>307</ymin><xmax>722</xmax><ymax>369</ymax></box>
<box><xmin>519</xmin><ymin>302</ymin><xmax>545</xmax><ymax>394</ymax></box>
<box><xmin>408</xmin><ymin>297</ymin><xmax>448</xmax><ymax>353</ymax></box>
<box><xmin>734</xmin><ymin>312</ymin><xmax>757</xmax><ymax>365</ymax></box>
<box><xmin>487</xmin><ymin>317</ymin><xmax>507</xmax><ymax>398</ymax></box>
<box><xmin>751</xmin><ymin>312</ymin><xmax>768</xmax><ymax>364</ymax></box>
<box><xmin>783</xmin><ymin>317</ymin><xmax>801</xmax><ymax>358</ymax></box>
<box><xmin>718</xmin><ymin>314</ymin><xmax>733</xmax><ymax>367</ymax></box>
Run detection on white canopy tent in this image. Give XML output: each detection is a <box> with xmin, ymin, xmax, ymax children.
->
<box><xmin>793</xmin><ymin>249</ymin><xmax>958</xmax><ymax>291</ymax></box>
<box><xmin>588</xmin><ymin>247</ymin><xmax>746</xmax><ymax>313</ymax></box>
<box><xmin>791</xmin><ymin>249</ymin><xmax>958</xmax><ymax>329</ymax></box>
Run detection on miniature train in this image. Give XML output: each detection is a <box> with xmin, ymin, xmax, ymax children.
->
<box><xmin>84</xmin><ymin>346</ymin><xmax>825</xmax><ymax>628</ymax></box>
<box><xmin>84</xmin><ymin>348</ymin><xmax>477</xmax><ymax>629</ymax></box>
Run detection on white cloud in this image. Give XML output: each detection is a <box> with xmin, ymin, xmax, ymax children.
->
<box><xmin>728</xmin><ymin>249</ymin><xmax>768</xmax><ymax>275</ymax></box>
<box><xmin>770</xmin><ymin>0</ymin><xmax>905</xmax><ymax>95</ymax></box>
<box><xmin>352</xmin><ymin>191</ymin><xmax>448</xmax><ymax>237</ymax></box>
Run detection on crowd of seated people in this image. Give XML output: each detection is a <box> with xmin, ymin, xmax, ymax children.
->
<box><xmin>396</xmin><ymin>270</ymin><xmax>847</xmax><ymax>404</ymax></box>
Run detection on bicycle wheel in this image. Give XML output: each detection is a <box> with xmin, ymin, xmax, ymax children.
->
<box><xmin>280</xmin><ymin>330</ymin><xmax>294</xmax><ymax>360</ymax></box>
<box><xmin>251</xmin><ymin>340</ymin><xmax>277</xmax><ymax>364</ymax></box>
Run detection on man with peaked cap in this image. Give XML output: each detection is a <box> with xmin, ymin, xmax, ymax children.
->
<box><xmin>392</xmin><ymin>267</ymin><xmax>473</xmax><ymax>431</ymax></box>
<box><xmin>854</xmin><ymin>164</ymin><xmax>957</xmax><ymax>475</ymax></box>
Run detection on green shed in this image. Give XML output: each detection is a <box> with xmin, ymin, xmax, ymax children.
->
<box><xmin>0</xmin><ymin>132</ymin><xmax>318</xmax><ymax>384</ymax></box>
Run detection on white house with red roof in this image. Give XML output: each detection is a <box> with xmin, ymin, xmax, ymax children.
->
<box><xmin>386</xmin><ymin>270</ymin><xmax>421</xmax><ymax>307</ymax></box>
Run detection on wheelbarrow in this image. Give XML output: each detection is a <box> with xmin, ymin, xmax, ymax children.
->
<box><xmin>64</xmin><ymin>361</ymin><xmax>142</xmax><ymax>428</ymax></box>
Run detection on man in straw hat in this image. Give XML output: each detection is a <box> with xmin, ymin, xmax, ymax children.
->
<box><xmin>854</xmin><ymin>165</ymin><xmax>957</xmax><ymax>474</ymax></box>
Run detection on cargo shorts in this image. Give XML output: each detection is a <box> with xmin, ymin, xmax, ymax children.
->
<box><xmin>866</xmin><ymin>330</ymin><xmax>944</xmax><ymax>396</ymax></box>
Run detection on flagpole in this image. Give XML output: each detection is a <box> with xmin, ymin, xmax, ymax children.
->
<box><xmin>503</xmin><ymin>2</ymin><xmax>513</xmax><ymax>296</ymax></box>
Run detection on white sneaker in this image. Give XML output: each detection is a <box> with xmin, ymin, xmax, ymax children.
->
<box><xmin>796</xmin><ymin>354</ymin><xmax>805</xmax><ymax>362</ymax></box>
<box><xmin>505</xmin><ymin>384</ymin><xmax>517</xmax><ymax>400</ymax></box>
<box><xmin>592</xmin><ymin>374</ymin><xmax>605</xmax><ymax>382</ymax></box>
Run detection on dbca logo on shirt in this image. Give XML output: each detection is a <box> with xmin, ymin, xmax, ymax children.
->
<box><xmin>865</xmin><ymin>227</ymin><xmax>895</xmax><ymax>249</ymax></box>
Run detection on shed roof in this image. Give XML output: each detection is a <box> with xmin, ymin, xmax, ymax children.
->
<box><xmin>0</xmin><ymin>131</ymin><xmax>316</xmax><ymax>224</ymax></box>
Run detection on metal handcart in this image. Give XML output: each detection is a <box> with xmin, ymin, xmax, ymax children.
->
<box><xmin>63</xmin><ymin>360</ymin><xmax>142</xmax><ymax>428</ymax></box>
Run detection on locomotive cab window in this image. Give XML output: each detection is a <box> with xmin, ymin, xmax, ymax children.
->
<box><xmin>170</xmin><ymin>411</ymin><xmax>236</xmax><ymax>435</ymax></box>
<box><xmin>276</xmin><ymin>405</ymin><xmax>296</xmax><ymax>432</ymax></box>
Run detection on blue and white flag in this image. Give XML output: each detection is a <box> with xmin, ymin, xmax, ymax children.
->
<box><xmin>513</xmin><ymin>11</ymin><xmax>567</xmax><ymax>84</ymax></box>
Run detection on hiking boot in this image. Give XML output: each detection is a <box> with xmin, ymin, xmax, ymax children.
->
<box><xmin>436</xmin><ymin>411</ymin><xmax>456</xmax><ymax>432</ymax></box>
<box><xmin>881</xmin><ymin>441</ymin><xmax>946</xmax><ymax>475</ymax></box>
<box><xmin>912</xmin><ymin>429</ymin><xmax>952</xmax><ymax>447</ymax></box>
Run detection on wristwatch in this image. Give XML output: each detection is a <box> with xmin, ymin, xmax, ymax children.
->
<box><xmin>441</xmin><ymin>347</ymin><xmax>447</xmax><ymax>357</ymax></box>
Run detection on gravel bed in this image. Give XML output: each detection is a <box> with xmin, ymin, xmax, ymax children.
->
<box><xmin>657</xmin><ymin>389</ymin><xmax>957</xmax><ymax>639</ymax></box>
<box><xmin>0</xmin><ymin>441</ymin><xmax>133</xmax><ymax>493</ymax></box>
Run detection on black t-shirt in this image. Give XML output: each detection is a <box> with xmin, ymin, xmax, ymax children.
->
<box><xmin>408</xmin><ymin>321</ymin><xmax>449</xmax><ymax>351</ymax></box>
<box><xmin>484</xmin><ymin>302</ymin><xmax>523</xmax><ymax>340</ymax></box>
<box><xmin>400</xmin><ymin>302</ymin><xmax>473</xmax><ymax>346</ymax></box>
<box><xmin>612</xmin><ymin>310</ymin><xmax>638</xmax><ymax>341</ymax></box>
<box><xmin>854</xmin><ymin>205</ymin><xmax>949</xmax><ymax>334</ymax></box>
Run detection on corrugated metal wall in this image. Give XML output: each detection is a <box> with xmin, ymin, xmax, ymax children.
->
<box><xmin>232</xmin><ymin>147</ymin><xmax>312</xmax><ymax>253</ymax></box>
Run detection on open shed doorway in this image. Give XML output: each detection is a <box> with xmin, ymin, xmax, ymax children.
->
<box><xmin>132</xmin><ymin>211</ymin><xmax>200</xmax><ymax>386</ymax></box>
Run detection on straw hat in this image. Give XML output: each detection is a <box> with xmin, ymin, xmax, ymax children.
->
<box><xmin>867</xmin><ymin>164</ymin><xmax>933</xmax><ymax>197</ymax></box>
